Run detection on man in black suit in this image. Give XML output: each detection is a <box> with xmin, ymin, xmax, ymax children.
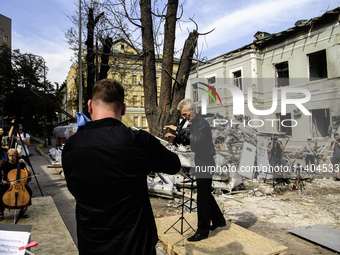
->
<box><xmin>63</xmin><ymin>79</ymin><xmax>181</xmax><ymax>255</ymax></box>
<box><xmin>164</xmin><ymin>99</ymin><xmax>226</xmax><ymax>242</ymax></box>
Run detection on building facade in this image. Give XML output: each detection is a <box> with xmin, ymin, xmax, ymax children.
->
<box><xmin>187</xmin><ymin>7</ymin><xmax>340</xmax><ymax>148</ymax></box>
<box><xmin>0</xmin><ymin>14</ymin><xmax>11</xmax><ymax>48</ymax></box>
<box><xmin>64</xmin><ymin>38</ymin><xmax>180</xmax><ymax>130</ymax></box>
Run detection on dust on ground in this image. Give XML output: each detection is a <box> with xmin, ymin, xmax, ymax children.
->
<box><xmin>39</xmin><ymin>142</ymin><xmax>340</xmax><ymax>254</ymax></box>
<box><xmin>151</xmin><ymin>175</ymin><xmax>340</xmax><ymax>255</ymax></box>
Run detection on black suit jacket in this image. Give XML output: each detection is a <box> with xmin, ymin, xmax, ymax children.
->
<box><xmin>62</xmin><ymin>118</ymin><xmax>181</xmax><ymax>255</ymax></box>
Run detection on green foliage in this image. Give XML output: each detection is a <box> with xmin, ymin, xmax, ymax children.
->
<box><xmin>0</xmin><ymin>44</ymin><xmax>58</xmax><ymax>135</ymax></box>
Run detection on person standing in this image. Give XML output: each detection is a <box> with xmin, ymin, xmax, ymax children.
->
<box><xmin>0</xmin><ymin>121</ymin><xmax>14</xmax><ymax>167</ymax></box>
<box><xmin>11</xmin><ymin>121</ymin><xmax>31</xmax><ymax>167</ymax></box>
<box><xmin>303</xmin><ymin>137</ymin><xmax>317</xmax><ymax>173</ymax></box>
<box><xmin>269</xmin><ymin>134</ymin><xmax>290</xmax><ymax>185</ymax></box>
<box><xmin>164</xmin><ymin>99</ymin><xmax>226</xmax><ymax>242</ymax></box>
<box><xmin>62</xmin><ymin>79</ymin><xmax>181</xmax><ymax>255</ymax></box>
<box><xmin>330</xmin><ymin>133</ymin><xmax>340</xmax><ymax>181</ymax></box>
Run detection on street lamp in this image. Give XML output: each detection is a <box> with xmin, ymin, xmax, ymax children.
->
<box><xmin>78</xmin><ymin>0</ymin><xmax>83</xmax><ymax>113</ymax></box>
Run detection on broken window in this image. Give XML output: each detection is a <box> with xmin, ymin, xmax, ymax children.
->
<box><xmin>207</xmin><ymin>76</ymin><xmax>215</xmax><ymax>84</ymax></box>
<box><xmin>192</xmin><ymin>83</ymin><xmax>199</xmax><ymax>103</ymax></box>
<box><xmin>233</xmin><ymin>70</ymin><xmax>242</xmax><ymax>90</ymax></box>
<box><xmin>309</xmin><ymin>50</ymin><xmax>328</xmax><ymax>81</ymax></box>
<box><xmin>312</xmin><ymin>109</ymin><xmax>330</xmax><ymax>137</ymax></box>
<box><xmin>275</xmin><ymin>62</ymin><xmax>289</xmax><ymax>87</ymax></box>
<box><xmin>276</xmin><ymin>113</ymin><xmax>292</xmax><ymax>136</ymax></box>
<box><xmin>207</xmin><ymin>76</ymin><xmax>216</xmax><ymax>105</ymax></box>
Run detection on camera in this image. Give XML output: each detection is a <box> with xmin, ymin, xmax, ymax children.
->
<box><xmin>9</xmin><ymin>117</ymin><xmax>24</xmax><ymax>128</ymax></box>
<box><xmin>273</xmin><ymin>134</ymin><xmax>279</xmax><ymax>141</ymax></box>
<box><xmin>337</xmin><ymin>138</ymin><xmax>340</xmax><ymax>142</ymax></box>
<box><xmin>10</xmin><ymin>118</ymin><xmax>17</xmax><ymax>126</ymax></box>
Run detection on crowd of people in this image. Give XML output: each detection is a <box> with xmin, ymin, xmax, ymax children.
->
<box><xmin>268</xmin><ymin>133</ymin><xmax>340</xmax><ymax>185</ymax></box>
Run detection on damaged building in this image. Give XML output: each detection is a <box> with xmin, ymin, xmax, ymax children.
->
<box><xmin>187</xmin><ymin>7</ymin><xmax>340</xmax><ymax>150</ymax></box>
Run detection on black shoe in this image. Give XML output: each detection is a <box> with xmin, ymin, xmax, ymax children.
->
<box><xmin>187</xmin><ymin>230</ymin><xmax>209</xmax><ymax>242</ymax></box>
<box><xmin>335</xmin><ymin>178</ymin><xmax>340</xmax><ymax>181</ymax></box>
<box><xmin>283</xmin><ymin>179</ymin><xmax>290</xmax><ymax>185</ymax></box>
<box><xmin>210</xmin><ymin>221</ymin><xmax>226</xmax><ymax>231</ymax></box>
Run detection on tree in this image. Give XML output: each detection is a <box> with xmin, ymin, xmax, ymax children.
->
<box><xmin>121</xmin><ymin>0</ymin><xmax>199</xmax><ymax>136</ymax></box>
<box><xmin>99</xmin><ymin>36</ymin><xmax>113</xmax><ymax>80</ymax></box>
<box><xmin>0</xmin><ymin>45</ymin><xmax>58</xmax><ymax>134</ymax></box>
<box><xmin>66</xmin><ymin>0</ymin><xmax>209</xmax><ymax>137</ymax></box>
<box><xmin>86</xmin><ymin>7</ymin><xmax>104</xmax><ymax>99</ymax></box>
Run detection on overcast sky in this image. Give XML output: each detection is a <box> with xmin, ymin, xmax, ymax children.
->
<box><xmin>1</xmin><ymin>0</ymin><xmax>339</xmax><ymax>85</ymax></box>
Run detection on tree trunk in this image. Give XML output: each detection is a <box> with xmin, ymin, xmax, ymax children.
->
<box><xmin>169</xmin><ymin>30</ymin><xmax>198</xmax><ymax>124</ymax></box>
<box><xmin>157</xmin><ymin>0</ymin><xmax>178</xmax><ymax>135</ymax></box>
<box><xmin>140</xmin><ymin>0</ymin><xmax>198</xmax><ymax>137</ymax></box>
<box><xmin>86</xmin><ymin>8</ymin><xmax>104</xmax><ymax>100</ymax></box>
<box><xmin>140</xmin><ymin>0</ymin><xmax>159</xmax><ymax>136</ymax></box>
<box><xmin>99</xmin><ymin>36</ymin><xmax>113</xmax><ymax>80</ymax></box>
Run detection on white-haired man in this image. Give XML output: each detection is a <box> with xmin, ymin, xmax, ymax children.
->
<box><xmin>164</xmin><ymin>98</ymin><xmax>226</xmax><ymax>242</ymax></box>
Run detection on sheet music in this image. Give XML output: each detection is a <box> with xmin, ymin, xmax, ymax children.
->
<box><xmin>0</xmin><ymin>230</ymin><xmax>30</xmax><ymax>255</ymax></box>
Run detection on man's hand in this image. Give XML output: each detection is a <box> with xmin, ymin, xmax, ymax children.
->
<box><xmin>164</xmin><ymin>125</ymin><xmax>177</xmax><ymax>131</ymax></box>
<box><xmin>165</xmin><ymin>133</ymin><xmax>176</xmax><ymax>141</ymax></box>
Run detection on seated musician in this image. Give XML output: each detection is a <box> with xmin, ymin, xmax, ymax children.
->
<box><xmin>0</xmin><ymin>148</ymin><xmax>33</xmax><ymax>220</ymax></box>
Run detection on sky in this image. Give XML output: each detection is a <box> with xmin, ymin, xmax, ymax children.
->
<box><xmin>1</xmin><ymin>0</ymin><xmax>339</xmax><ymax>86</ymax></box>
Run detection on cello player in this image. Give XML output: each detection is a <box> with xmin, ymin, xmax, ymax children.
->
<box><xmin>0</xmin><ymin>148</ymin><xmax>32</xmax><ymax>220</ymax></box>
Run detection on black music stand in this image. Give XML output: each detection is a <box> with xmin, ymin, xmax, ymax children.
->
<box><xmin>164</xmin><ymin>170</ymin><xmax>195</xmax><ymax>235</ymax></box>
<box><xmin>294</xmin><ymin>163</ymin><xmax>305</xmax><ymax>191</ymax></box>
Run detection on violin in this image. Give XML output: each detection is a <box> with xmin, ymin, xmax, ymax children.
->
<box><xmin>2</xmin><ymin>162</ymin><xmax>31</xmax><ymax>209</ymax></box>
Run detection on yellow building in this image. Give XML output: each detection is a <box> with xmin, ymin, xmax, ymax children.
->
<box><xmin>61</xmin><ymin>65</ymin><xmax>79</xmax><ymax>121</ymax></box>
<box><xmin>64</xmin><ymin>38</ymin><xmax>180</xmax><ymax>130</ymax></box>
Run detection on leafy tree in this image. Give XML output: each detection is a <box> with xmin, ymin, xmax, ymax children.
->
<box><xmin>0</xmin><ymin>44</ymin><xmax>58</xmax><ymax>135</ymax></box>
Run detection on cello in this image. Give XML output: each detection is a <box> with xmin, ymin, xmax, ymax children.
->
<box><xmin>2</xmin><ymin>162</ymin><xmax>31</xmax><ymax>209</ymax></box>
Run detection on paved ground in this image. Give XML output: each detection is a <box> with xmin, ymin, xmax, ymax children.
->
<box><xmin>29</xmin><ymin>137</ymin><xmax>167</xmax><ymax>254</ymax></box>
<box><xmin>28</xmin><ymin>140</ymin><xmax>78</xmax><ymax>244</ymax></box>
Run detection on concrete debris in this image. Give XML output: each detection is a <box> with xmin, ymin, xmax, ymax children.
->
<box><xmin>146</xmin><ymin>113</ymin><xmax>333</xmax><ymax>198</ymax></box>
<box><xmin>147</xmin><ymin>174</ymin><xmax>175</xmax><ymax>199</ymax></box>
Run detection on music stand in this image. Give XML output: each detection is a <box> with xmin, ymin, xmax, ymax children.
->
<box><xmin>164</xmin><ymin>170</ymin><xmax>195</xmax><ymax>235</ymax></box>
<box><xmin>179</xmin><ymin>168</ymin><xmax>197</xmax><ymax>213</ymax></box>
<box><xmin>294</xmin><ymin>163</ymin><xmax>305</xmax><ymax>191</ymax></box>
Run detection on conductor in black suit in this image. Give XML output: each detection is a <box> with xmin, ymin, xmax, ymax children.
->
<box><xmin>164</xmin><ymin>98</ymin><xmax>226</xmax><ymax>242</ymax></box>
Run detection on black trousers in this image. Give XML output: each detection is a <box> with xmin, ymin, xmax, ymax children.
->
<box><xmin>196</xmin><ymin>178</ymin><xmax>225</xmax><ymax>231</ymax></box>
<box><xmin>305</xmin><ymin>155</ymin><xmax>315</xmax><ymax>172</ymax></box>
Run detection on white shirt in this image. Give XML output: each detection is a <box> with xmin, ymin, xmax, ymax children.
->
<box><xmin>16</xmin><ymin>132</ymin><xmax>30</xmax><ymax>156</ymax></box>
